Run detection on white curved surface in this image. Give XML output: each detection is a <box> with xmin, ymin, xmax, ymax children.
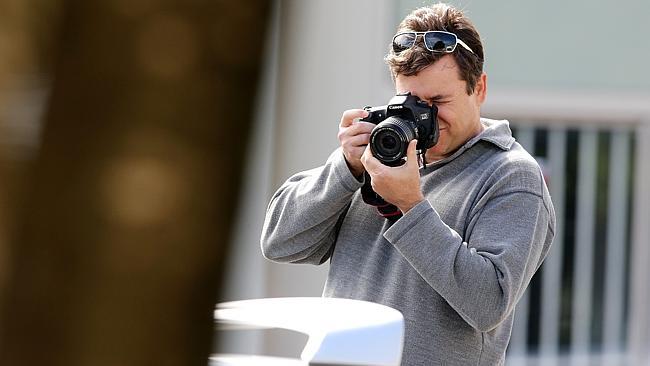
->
<box><xmin>209</xmin><ymin>354</ymin><xmax>308</xmax><ymax>366</ymax></box>
<box><xmin>215</xmin><ymin>297</ymin><xmax>404</xmax><ymax>366</ymax></box>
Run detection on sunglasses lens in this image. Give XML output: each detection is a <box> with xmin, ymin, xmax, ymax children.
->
<box><xmin>392</xmin><ymin>33</ymin><xmax>417</xmax><ymax>53</ymax></box>
<box><xmin>424</xmin><ymin>32</ymin><xmax>457</xmax><ymax>52</ymax></box>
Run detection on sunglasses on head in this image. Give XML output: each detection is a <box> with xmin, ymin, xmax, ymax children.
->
<box><xmin>392</xmin><ymin>31</ymin><xmax>475</xmax><ymax>55</ymax></box>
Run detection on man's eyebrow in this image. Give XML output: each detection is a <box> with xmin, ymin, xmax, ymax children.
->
<box><xmin>426</xmin><ymin>94</ymin><xmax>451</xmax><ymax>101</ymax></box>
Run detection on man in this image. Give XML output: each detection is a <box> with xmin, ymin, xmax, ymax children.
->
<box><xmin>261</xmin><ymin>3</ymin><xmax>555</xmax><ymax>365</ymax></box>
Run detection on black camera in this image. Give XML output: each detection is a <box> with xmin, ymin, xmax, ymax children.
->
<box><xmin>359</xmin><ymin>93</ymin><xmax>438</xmax><ymax>219</ymax></box>
<box><xmin>361</xmin><ymin>92</ymin><xmax>439</xmax><ymax>166</ymax></box>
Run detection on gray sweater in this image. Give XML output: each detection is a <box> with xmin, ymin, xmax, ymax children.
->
<box><xmin>261</xmin><ymin>119</ymin><xmax>555</xmax><ymax>365</ymax></box>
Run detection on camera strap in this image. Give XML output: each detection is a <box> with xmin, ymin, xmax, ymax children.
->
<box><xmin>418</xmin><ymin>149</ymin><xmax>428</xmax><ymax>169</ymax></box>
<box><xmin>361</xmin><ymin>172</ymin><xmax>403</xmax><ymax>220</ymax></box>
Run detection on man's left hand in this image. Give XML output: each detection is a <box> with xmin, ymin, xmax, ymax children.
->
<box><xmin>361</xmin><ymin>139</ymin><xmax>425</xmax><ymax>214</ymax></box>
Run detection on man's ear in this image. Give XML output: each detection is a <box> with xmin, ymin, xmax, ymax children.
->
<box><xmin>474</xmin><ymin>73</ymin><xmax>487</xmax><ymax>104</ymax></box>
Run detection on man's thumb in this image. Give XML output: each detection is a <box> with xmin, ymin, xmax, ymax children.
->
<box><xmin>407</xmin><ymin>139</ymin><xmax>418</xmax><ymax>161</ymax></box>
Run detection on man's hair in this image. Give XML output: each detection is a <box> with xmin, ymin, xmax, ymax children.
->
<box><xmin>385</xmin><ymin>3</ymin><xmax>484</xmax><ymax>95</ymax></box>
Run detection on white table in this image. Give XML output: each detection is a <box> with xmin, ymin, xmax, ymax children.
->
<box><xmin>211</xmin><ymin>297</ymin><xmax>404</xmax><ymax>366</ymax></box>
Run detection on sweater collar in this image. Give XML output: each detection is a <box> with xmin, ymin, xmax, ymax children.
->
<box><xmin>423</xmin><ymin>118</ymin><xmax>514</xmax><ymax>168</ymax></box>
<box><xmin>450</xmin><ymin>118</ymin><xmax>515</xmax><ymax>156</ymax></box>
<box><xmin>472</xmin><ymin>118</ymin><xmax>515</xmax><ymax>151</ymax></box>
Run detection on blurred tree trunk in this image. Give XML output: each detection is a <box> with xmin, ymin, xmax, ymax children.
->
<box><xmin>0</xmin><ymin>0</ymin><xmax>40</xmax><ymax>304</ymax></box>
<box><xmin>0</xmin><ymin>0</ymin><xmax>270</xmax><ymax>365</ymax></box>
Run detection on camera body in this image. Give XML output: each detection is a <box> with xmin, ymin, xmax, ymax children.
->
<box><xmin>361</xmin><ymin>92</ymin><xmax>439</xmax><ymax>166</ymax></box>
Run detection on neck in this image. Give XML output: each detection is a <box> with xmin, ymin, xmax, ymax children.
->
<box><xmin>423</xmin><ymin>120</ymin><xmax>485</xmax><ymax>164</ymax></box>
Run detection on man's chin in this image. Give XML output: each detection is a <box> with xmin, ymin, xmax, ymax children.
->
<box><xmin>424</xmin><ymin>145</ymin><xmax>449</xmax><ymax>162</ymax></box>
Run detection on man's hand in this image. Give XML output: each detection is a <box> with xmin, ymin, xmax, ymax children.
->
<box><xmin>361</xmin><ymin>139</ymin><xmax>424</xmax><ymax>214</ymax></box>
<box><xmin>338</xmin><ymin>109</ymin><xmax>376</xmax><ymax>178</ymax></box>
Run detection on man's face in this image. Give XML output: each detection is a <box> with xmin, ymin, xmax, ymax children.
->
<box><xmin>395</xmin><ymin>54</ymin><xmax>487</xmax><ymax>162</ymax></box>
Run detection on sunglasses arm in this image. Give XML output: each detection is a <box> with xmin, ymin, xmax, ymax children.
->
<box><xmin>456</xmin><ymin>39</ymin><xmax>474</xmax><ymax>54</ymax></box>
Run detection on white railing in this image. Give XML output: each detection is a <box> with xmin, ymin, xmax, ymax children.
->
<box><xmin>484</xmin><ymin>89</ymin><xmax>650</xmax><ymax>366</ymax></box>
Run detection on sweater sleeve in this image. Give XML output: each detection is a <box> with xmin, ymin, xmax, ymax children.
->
<box><xmin>384</xmin><ymin>166</ymin><xmax>555</xmax><ymax>332</ymax></box>
<box><xmin>261</xmin><ymin>148</ymin><xmax>364</xmax><ymax>265</ymax></box>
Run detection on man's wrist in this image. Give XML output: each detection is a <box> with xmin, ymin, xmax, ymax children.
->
<box><xmin>397</xmin><ymin>196</ymin><xmax>425</xmax><ymax>214</ymax></box>
<box><xmin>343</xmin><ymin>156</ymin><xmax>364</xmax><ymax>180</ymax></box>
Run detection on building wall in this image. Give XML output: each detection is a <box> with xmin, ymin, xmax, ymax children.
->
<box><xmin>400</xmin><ymin>0</ymin><xmax>650</xmax><ymax>92</ymax></box>
<box><xmin>220</xmin><ymin>0</ymin><xmax>396</xmax><ymax>358</ymax></box>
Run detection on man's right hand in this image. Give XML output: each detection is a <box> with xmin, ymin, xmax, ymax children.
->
<box><xmin>338</xmin><ymin>109</ymin><xmax>375</xmax><ymax>178</ymax></box>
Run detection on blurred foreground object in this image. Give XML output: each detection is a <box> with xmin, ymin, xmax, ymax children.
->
<box><xmin>212</xmin><ymin>297</ymin><xmax>404</xmax><ymax>366</ymax></box>
<box><xmin>0</xmin><ymin>0</ymin><xmax>270</xmax><ymax>365</ymax></box>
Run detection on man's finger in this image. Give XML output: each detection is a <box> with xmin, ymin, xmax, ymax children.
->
<box><xmin>361</xmin><ymin>146</ymin><xmax>383</xmax><ymax>173</ymax></box>
<box><xmin>345</xmin><ymin>133</ymin><xmax>371</xmax><ymax>148</ymax></box>
<box><xmin>340</xmin><ymin>109</ymin><xmax>370</xmax><ymax>127</ymax></box>
<box><xmin>407</xmin><ymin>140</ymin><xmax>418</xmax><ymax>158</ymax></box>
<box><xmin>346</xmin><ymin>121</ymin><xmax>376</xmax><ymax>134</ymax></box>
<box><xmin>405</xmin><ymin>140</ymin><xmax>418</xmax><ymax>168</ymax></box>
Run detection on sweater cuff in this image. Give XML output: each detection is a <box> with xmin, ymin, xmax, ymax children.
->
<box><xmin>384</xmin><ymin>200</ymin><xmax>433</xmax><ymax>241</ymax></box>
<box><xmin>383</xmin><ymin>199</ymin><xmax>460</xmax><ymax>249</ymax></box>
<box><xmin>331</xmin><ymin>148</ymin><xmax>365</xmax><ymax>192</ymax></box>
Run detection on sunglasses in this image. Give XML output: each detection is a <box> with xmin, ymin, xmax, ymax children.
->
<box><xmin>392</xmin><ymin>31</ymin><xmax>475</xmax><ymax>55</ymax></box>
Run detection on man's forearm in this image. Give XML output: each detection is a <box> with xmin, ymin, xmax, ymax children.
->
<box><xmin>261</xmin><ymin>149</ymin><xmax>363</xmax><ymax>264</ymax></box>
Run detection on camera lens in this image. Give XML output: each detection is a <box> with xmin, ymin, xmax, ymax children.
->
<box><xmin>380</xmin><ymin>135</ymin><xmax>398</xmax><ymax>151</ymax></box>
<box><xmin>370</xmin><ymin>116</ymin><xmax>416</xmax><ymax>166</ymax></box>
